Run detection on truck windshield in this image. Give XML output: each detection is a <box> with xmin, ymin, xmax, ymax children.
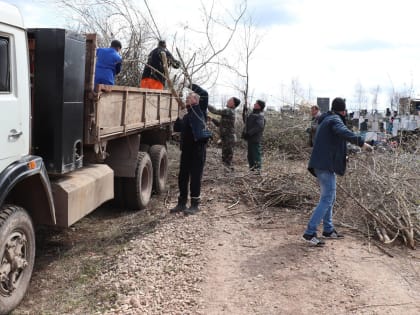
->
<box><xmin>0</xmin><ymin>37</ymin><xmax>10</xmax><ymax>92</ymax></box>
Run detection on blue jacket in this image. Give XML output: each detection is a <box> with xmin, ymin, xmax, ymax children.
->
<box><xmin>94</xmin><ymin>47</ymin><xmax>122</xmax><ymax>86</ymax></box>
<box><xmin>174</xmin><ymin>105</ymin><xmax>210</xmax><ymax>150</ymax></box>
<box><xmin>308</xmin><ymin>112</ymin><xmax>365</xmax><ymax>176</ymax></box>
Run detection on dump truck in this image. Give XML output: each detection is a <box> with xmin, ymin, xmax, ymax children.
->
<box><xmin>0</xmin><ymin>2</ymin><xmax>179</xmax><ymax>313</ymax></box>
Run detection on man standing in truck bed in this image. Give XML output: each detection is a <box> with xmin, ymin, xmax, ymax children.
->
<box><xmin>94</xmin><ymin>40</ymin><xmax>122</xmax><ymax>88</ymax></box>
<box><xmin>140</xmin><ymin>40</ymin><xmax>180</xmax><ymax>90</ymax></box>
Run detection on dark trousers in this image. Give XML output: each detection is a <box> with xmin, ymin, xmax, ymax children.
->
<box><xmin>247</xmin><ymin>141</ymin><xmax>262</xmax><ymax>170</ymax></box>
<box><xmin>178</xmin><ymin>142</ymin><xmax>206</xmax><ymax>199</ymax></box>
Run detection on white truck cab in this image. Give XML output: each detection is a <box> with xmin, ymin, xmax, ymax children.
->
<box><xmin>0</xmin><ymin>3</ymin><xmax>56</xmax><ymax>314</ymax></box>
<box><xmin>0</xmin><ymin>2</ymin><xmax>30</xmax><ymax>172</ymax></box>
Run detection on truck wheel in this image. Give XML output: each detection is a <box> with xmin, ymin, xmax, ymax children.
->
<box><xmin>124</xmin><ymin>152</ymin><xmax>153</xmax><ymax>209</ymax></box>
<box><xmin>149</xmin><ymin>145</ymin><xmax>168</xmax><ymax>194</ymax></box>
<box><xmin>112</xmin><ymin>177</ymin><xmax>125</xmax><ymax>208</ymax></box>
<box><xmin>139</xmin><ymin>144</ymin><xmax>150</xmax><ymax>152</ymax></box>
<box><xmin>0</xmin><ymin>205</ymin><xmax>35</xmax><ymax>314</ymax></box>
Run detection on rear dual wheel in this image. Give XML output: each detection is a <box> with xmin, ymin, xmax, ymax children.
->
<box><xmin>114</xmin><ymin>146</ymin><xmax>168</xmax><ymax>210</ymax></box>
<box><xmin>149</xmin><ymin>145</ymin><xmax>168</xmax><ymax>194</ymax></box>
<box><xmin>123</xmin><ymin>152</ymin><xmax>153</xmax><ymax>210</ymax></box>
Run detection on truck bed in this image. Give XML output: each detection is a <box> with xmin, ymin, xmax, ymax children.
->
<box><xmin>83</xmin><ymin>34</ymin><xmax>178</xmax><ymax>145</ymax></box>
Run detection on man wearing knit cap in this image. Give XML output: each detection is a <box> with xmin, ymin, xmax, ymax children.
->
<box><xmin>208</xmin><ymin>97</ymin><xmax>241</xmax><ymax>170</ymax></box>
<box><xmin>303</xmin><ymin>97</ymin><xmax>372</xmax><ymax>246</ymax></box>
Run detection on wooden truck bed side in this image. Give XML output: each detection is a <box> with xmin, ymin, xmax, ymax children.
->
<box><xmin>83</xmin><ymin>34</ymin><xmax>178</xmax><ymax>145</ymax></box>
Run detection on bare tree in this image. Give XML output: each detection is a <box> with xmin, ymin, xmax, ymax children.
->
<box><xmin>175</xmin><ymin>0</ymin><xmax>248</xmax><ymax>90</ymax></box>
<box><xmin>53</xmin><ymin>0</ymin><xmax>157</xmax><ymax>86</ymax></box>
<box><xmin>370</xmin><ymin>85</ymin><xmax>380</xmax><ymax>113</ymax></box>
<box><xmin>220</xmin><ymin>13</ymin><xmax>263</xmax><ymax>121</ymax></box>
<box><xmin>353</xmin><ymin>81</ymin><xmax>368</xmax><ymax>111</ymax></box>
<box><xmin>52</xmin><ymin>0</ymin><xmax>247</xmax><ymax>97</ymax></box>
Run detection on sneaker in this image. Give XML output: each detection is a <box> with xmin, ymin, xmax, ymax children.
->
<box><xmin>302</xmin><ymin>233</ymin><xmax>325</xmax><ymax>247</ymax></box>
<box><xmin>322</xmin><ymin>229</ymin><xmax>344</xmax><ymax>239</ymax></box>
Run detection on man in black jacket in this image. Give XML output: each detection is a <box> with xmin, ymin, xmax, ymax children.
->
<box><xmin>170</xmin><ymin>85</ymin><xmax>209</xmax><ymax>215</ymax></box>
<box><xmin>243</xmin><ymin>100</ymin><xmax>266</xmax><ymax>171</ymax></box>
<box><xmin>140</xmin><ymin>40</ymin><xmax>180</xmax><ymax>89</ymax></box>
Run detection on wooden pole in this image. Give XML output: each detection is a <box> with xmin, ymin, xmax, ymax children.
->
<box><xmin>161</xmin><ymin>51</ymin><xmax>185</xmax><ymax>109</ymax></box>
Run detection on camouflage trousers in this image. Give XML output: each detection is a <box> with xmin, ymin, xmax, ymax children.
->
<box><xmin>221</xmin><ymin>136</ymin><xmax>235</xmax><ymax>167</ymax></box>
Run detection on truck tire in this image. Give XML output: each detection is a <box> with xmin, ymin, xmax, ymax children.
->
<box><xmin>112</xmin><ymin>177</ymin><xmax>125</xmax><ymax>208</ymax></box>
<box><xmin>0</xmin><ymin>205</ymin><xmax>35</xmax><ymax>314</ymax></box>
<box><xmin>149</xmin><ymin>145</ymin><xmax>168</xmax><ymax>194</ymax></box>
<box><xmin>139</xmin><ymin>144</ymin><xmax>150</xmax><ymax>152</ymax></box>
<box><xmin>124</xmin><ymin>152</ymin><xmax>153</xmax><ymax>209</ymax></box>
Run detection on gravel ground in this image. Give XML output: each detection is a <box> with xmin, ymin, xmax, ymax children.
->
<box><xmin>98</xmin><ymin>212</ymin><xmax>212</xmax><ymax>315</ymax></box>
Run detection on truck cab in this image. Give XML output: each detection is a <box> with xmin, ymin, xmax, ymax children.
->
<box><xmin>0</xmin><ymin>2</ymin><xmax>30</xmax><ymax>170</ymax></box>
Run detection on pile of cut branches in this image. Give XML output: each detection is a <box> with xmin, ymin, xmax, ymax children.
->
<box><xmin>338</xmin><ymin>148</ymin><xmax>420</xmax><ymax>249</ymax></box>
<box><xmin>262</xmin><ymin>111</ymin><xmax>311</xmax><ymax>159</ymax></box>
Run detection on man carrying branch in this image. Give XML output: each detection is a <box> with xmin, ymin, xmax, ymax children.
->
<box><xmin>140</xmin><ymin>40</ymin><xmax>180</xmax><ymax>90</ymax></box>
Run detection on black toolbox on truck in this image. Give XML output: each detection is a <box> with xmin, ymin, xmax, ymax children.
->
<box><xmin>28</xmin><ymin>28</ymin><xmax>85</xmax><ymax>174</ymax></box>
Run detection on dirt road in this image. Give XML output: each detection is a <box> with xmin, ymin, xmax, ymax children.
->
<box><xmin>199</xmin><ymin>204</ymin><xmax>420</xmax><ymax>314</ymax></box>
<box><xmin>13</xmin><ymin>146</ymin><xmax>420</xmax><ymax>314</ymax></box>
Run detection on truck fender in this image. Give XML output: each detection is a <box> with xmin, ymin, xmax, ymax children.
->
<box><xmin>0</xmin><ymin>155</ymin><xmax>56</xmax><ymax>225</ymax></box>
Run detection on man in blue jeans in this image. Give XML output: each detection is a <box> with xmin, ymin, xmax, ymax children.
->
<box><xmin>303</xmin><ymin>97</ymin><xmax>372</xmax><ymax>246</ymax></box>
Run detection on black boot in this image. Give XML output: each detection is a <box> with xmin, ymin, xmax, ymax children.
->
<box><xmin>170</xmin><ymin>197</ymin><xmax>187</xmax><ymax>213</ymax></box>
<box><xmin>184</xmin><ymin>197</ymin><xmax>200</xmax><ymax>215</ymax></box>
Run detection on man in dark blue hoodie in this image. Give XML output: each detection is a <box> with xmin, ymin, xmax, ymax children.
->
<box><xmin>303</xmin><ymin>97</ymin><xmax>372</xmax><ymax>246</ymax></box>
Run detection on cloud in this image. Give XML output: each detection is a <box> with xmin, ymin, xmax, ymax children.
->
<box><xmin>247</xmin><ymin>0</ymin><xmax>298</xmax><ymax>27</ymax></box>
<box><xmin>249</xmin><ymin>6</ymin><xmax>296</xmax><ymax>27</ymax></box>
<box><xmin>329</xmin><ymin>39</ymin><xmax>397</xmax><ymax>52</ymax></box>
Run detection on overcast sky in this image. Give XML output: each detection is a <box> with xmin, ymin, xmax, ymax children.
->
<box><xmin>6</xmin><ymin>0</ymin><xmax>420</xmax><ymax>110</ymax></box>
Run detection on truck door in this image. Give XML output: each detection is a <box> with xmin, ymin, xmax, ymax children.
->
<box><xmin>0</xmin><ymin>33</ymin><xmax>28</xmax><ymax>172</ymax></box>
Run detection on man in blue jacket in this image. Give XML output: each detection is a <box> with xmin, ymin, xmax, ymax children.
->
<box><xmin>303</xmin><ymin>97</ymin><xmax>372</xmax><ymax>246</ymax></box>
<box><xmin>170</xmin><ymin>85</ymin><xmax>210</xmax><ymax>215</ymax></box>
<box><xmin>94</xmin><ymin>40</ymin><xmax>122</xmax><ymax>88</ymax></box>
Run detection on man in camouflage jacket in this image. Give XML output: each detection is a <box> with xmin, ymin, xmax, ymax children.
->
<box><xmin>208</xmin><ymin>97</ymin><xmax>241</xmax><ymax>169</ymax></box>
